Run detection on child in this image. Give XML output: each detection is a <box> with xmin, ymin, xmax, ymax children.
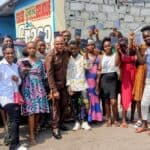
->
<box><xmin>67</xmin><ymin>40</ymin><xmax>91</xmax><ymax>130</ymax></box>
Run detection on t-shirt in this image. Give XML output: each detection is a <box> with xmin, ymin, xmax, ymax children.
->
<box><xmin>101</xmin><ymin>54</ymin><xmax>118</xmax><ymax>74</ymax></box>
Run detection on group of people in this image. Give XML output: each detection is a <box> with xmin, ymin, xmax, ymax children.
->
<box><xmin>0</xmin><ymin>25</ymin><xmax>150</xmax><ymax>150</ymax></box>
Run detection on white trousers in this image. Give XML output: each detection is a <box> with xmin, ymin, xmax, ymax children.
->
<box><xmin>141</xmin><ymin>79</ymin><xmax>150</xmax><ymax>120</ymax></box>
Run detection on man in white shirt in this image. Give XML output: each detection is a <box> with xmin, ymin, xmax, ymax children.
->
<box><xmin>67</xmin><ymin>40</ymin><xmax>91</xmax><ymax>131</ymax></box>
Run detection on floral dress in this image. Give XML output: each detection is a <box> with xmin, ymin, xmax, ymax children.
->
<box><xmin>18</xmin><ymin>58</ymin><xmax>50</xmax><ymax>116</ymax></box>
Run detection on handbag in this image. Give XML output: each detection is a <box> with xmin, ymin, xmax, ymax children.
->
<box><xmin>14</xmin><ymin>92</ymin><xmax>24</xmax><ymax>105</ymax></box>
<box><xmin>13</xmin><ymin>82</ymin><xmax>24</xmax><ymax>105</ymax></box>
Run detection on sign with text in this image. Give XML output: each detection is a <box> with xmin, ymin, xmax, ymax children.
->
<box><xmin>15</xmin><ymin>0</ymin><xmax>53</xmax><ymax>44</ymax></box>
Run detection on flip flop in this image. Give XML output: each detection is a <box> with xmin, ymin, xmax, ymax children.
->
<box><xmin>106</xmin><ymin>121</ymin><xmax>112</xmax><ymax>127</ymax></box>
<box><xmin>114</xmin><ymin>121</ymin><xmax>120</xmax><ymax>127</ymax></box>
<box><xmin>135</xmin><ymin>128</ymin><xmax>148</xmax><ymax>133</ymax></box>
<box><xmin>121</xmin><ymin>123</ymin><xmax>128</xmax><ymax>128</ymax></box>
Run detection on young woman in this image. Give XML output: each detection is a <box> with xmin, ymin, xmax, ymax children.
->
<box><xmin>0</xmin><ymin>45</ymin><xmax>26</xmax><ymax>150</ymax></box>
<box><xmin>132</xmin><ymin>43</ymin><xmax>147</xmax><ymax>128</ymax></box>
<box><xmin>135</xmin><ymin>26</ymin><xmax>150</xmax><ymax>133</ymax></box>
<box><xmin>18</xmin><ymin>42</ymin><xmax>49</xmax><ymax>145</ymax></box>
<box><xmin>119</xmin><ymin>37</ymin><xmax>136</xmax><ymax>128</ymax></box>
<box><xmin>0</xmin><ymin>35</ymin><xmax>14</xmax><ymax>146</ymax></box>
<box><xmin>85</xmin><ymin>39</ymin><xmax>103</xmax><ymax>123</ymax></box>
<box><xmin>97</xmin><ymin>37</ymin><xmax>120</xmax><ymax>126</ymax></box>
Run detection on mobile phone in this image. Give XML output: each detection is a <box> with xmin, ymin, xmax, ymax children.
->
<box><xmin>111</xmin><ymin>37</ymin><xmax>118</xmax><ymax>47</ymax></box>
<box><xmin>95</xmin><ymin>41</ymin><xmax>102</xmax><ymax>50</ymax></box>
<box><xmin>75</xmin><ymin>29</ymin><xmax>81</xmax><ymax>36</ymax></box>
<box><xmin>87</xmin><ymin>25</ymin><xmax>96</xmax><ymax>34</ymax></box>
<box><xmin>22</xmin><ymin>60</ymin><xmax>32</xmax><ymax>68</ymax></box>
<box><xmin>96</xmin><ymin>23</ymin><xmax>104</xmax><ymax>30</ymax></box>
<box><xmin>113</xmin><ymin>20</ymin><xmax>120</xmax><ymax>29</ymax></box>
<box><xmin>38</xmin><ymin>31</ymin><xmax>45</xmax><ymax>41</ymax></box>
<box><xmin>54</xmin><ymin>31</ymin><xmax>61</xmax><ymax>38</ymax></box>
<box><xmin>80</xmin><ymin>39</ymin><xmax>88</xmax><ymax>49</ymax></box>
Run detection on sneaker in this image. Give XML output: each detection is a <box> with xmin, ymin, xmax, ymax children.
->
<box><xmin>81</xmin><ymin>121</ymin><xmax>91</xmax><ymax>130</ymax></box>
<box><xmin>17</xmin><ymin>145</ymin><xmax>28</xmax><ymax>150</ymax></box>
<box><xmin>134</xmin><ymin>120</ymin><xmax>142</xmax><ymax>129</ymax></box>
<box><xmin>72</xmin><ymin>122</ymin><xmax>80</xmax><ymax>131</ymax></box>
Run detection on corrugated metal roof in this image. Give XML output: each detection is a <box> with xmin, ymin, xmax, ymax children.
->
<box><xmin>0</xmin><ymin>0</ymin><xmax>18</xmax><ymax>16</ymax></box>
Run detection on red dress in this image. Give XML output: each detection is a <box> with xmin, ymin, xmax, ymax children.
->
<box><xmin>121</xmin><ymin>54</ymin><xmax>136</xmax><ymax>111</ymax></box>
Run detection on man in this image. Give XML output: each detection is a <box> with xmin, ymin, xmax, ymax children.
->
<box><xmin>66</xmin><ymin>40</ymin><xmax>91</xmax><ymax>131</ymax></box>
<box><xmin>62</xmin><ymin>30</ymin><xmax>71</xmax><ymax>52</ymax></box>
<box><xmin>45</xmin><ymin>36</ymin><xmax>70</xmax><ymax>139</ymax></box>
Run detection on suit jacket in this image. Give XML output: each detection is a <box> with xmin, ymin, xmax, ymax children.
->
<box><xmin>45</xmin><ymin>49</ymin><xmax>70</xmax><ymax>92</ymax></box>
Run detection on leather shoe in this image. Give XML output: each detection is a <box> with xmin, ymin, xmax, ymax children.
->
<box><xmin>60</xmin><ymin>125</ymin><xmax>69</xmax><ymax>131</ymax></box>
<box><xmin>52</xmin><ymin>130</ymin><xmax>62</xmax><ymax>140</ymax></box>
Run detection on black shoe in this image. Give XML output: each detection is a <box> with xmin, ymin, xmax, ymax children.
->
<box><xmin>60</xmin><ymin>125</ymin><xmax>69</xmax><ymax>131</ymax></box>
<box><xmin>52</xmin><ymin>130</ymin><xmax>62</xmax><ymax>140</ymax></box>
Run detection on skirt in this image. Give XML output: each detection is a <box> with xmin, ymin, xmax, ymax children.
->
<box><xmin>132</xmin><ymin>64</ymin><xmax>146</xmax><ymax>101</ymax></box>
<box><xmin>100</xmin><ymin>72</ymin><xmax>118</xmax><ymax>100</ymax></box>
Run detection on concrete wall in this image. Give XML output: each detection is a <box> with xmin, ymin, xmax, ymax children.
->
<box><xmin>65</xmin><ymin>0</ymin><xmax>150</xmax><ymax>39</ymax></box>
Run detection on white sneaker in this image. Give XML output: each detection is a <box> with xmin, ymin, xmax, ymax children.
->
<box><xmin>73</xmin><ymin>122</ymin><xmax>80</xmax><ymax>131</ymax></box>
<box><xmin>17</xmin><ymin>145</ymin><xmax>28</xmax><ymax>150</ymax></box>
<box><xmin>81</xmin><ymin>121</ymin><xmax>91</xmax><ymax>130</ymax></box>
<box><xmin>134</xmin><ymin>120</ymin><xmax>142</xmax><ymax>129</ymax></box>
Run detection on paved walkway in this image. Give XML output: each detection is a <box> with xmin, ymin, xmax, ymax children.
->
<box><xmin>1</xmin><ymin>122</ymin><xmax>150</xmax><ymax>150</ymax></box>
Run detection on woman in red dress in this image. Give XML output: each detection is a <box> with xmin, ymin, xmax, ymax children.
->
<box><xmin>119</xmin><ymin>37</ymin><xmax>136</xmax><ymax>128</ymax></box>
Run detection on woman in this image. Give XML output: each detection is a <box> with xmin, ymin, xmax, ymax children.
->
<box><xmin>18</xmin><ymin>42</ymin><xmax>49</xmax><ymax>145</ymax></box>
<box><xmin>85</xmin><ymin>39</ymin><xmax>103</xmax><ymax>123</ymax></box>
<box><xmin>0</xmin><ymin>35</ymin><xmax>14</xmax><ymax>146</ymax></box>
<box><xmin>119</xmin><ymin>37</ymin><xmax>136</xmax><ymax>128</ymax></box>
<box><xmin>0</xmin><ymin>45</ymin><xmax>26</xmax><ymax>150</ymax></box>
<box><xmin>132</xmin><ymin>44</ymin><xmax>147</xmax><ymax>128</ymax></box>
<box><xmin>135</xmin><ymin>26</ymin><xmax>150</xmax><ymax>133</ymax></box>
<box><xmin>97</xmin><ymin>37</ymin><xmax>120</xmax><ymax>127</ymax></box>
<box><xmin>2</xmin><ymin>35</ymin><xmax>14</xmax><ymax>47</ymax></box>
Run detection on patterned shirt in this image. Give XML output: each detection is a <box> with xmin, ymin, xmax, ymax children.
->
<box><xmin>66</xmin><ymin>54</ymin><xmax>88</xmax><ymax>91</ymax></box>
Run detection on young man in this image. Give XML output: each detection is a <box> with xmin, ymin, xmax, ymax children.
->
<box><xmin>67</xmin><ymin>40</ymin><xmax>91</xmax><ymax>130</ymax></box>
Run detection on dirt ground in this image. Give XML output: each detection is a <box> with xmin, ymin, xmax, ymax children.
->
<box><xmin>0</xmin><ymin>121</ymin><xmax>150</xmax><ymax>150</ymax></box>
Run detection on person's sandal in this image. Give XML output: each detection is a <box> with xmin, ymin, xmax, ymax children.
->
<box><xmin>121</xmin><ymin>122</ymin><xmax>128</xmax><ymax>128</ymax></box>
<box><xmin>135</xmin><ymin>127</ymin><xmax>148</xmax><ymax>133</ymax></box>
<box><xmin>114</xmin><ymin>121</ymin><xmax>120</xmax><ymax>127</ymax></box>
<box><xmin>106</xmin><ymin>120</ymin><xmax>112</xmax><ymax>127</ymax></box>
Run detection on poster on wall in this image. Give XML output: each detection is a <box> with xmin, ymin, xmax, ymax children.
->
<box><xmin>15</xmin><ymin>0</ymin><xmax>54</xmax><ymax>44</ymax></box>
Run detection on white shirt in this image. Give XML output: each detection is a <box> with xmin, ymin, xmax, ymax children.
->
<box><xmin>101</xmin><ymin>53</ymin><xmax>118</xmax><ymax>74</ymax></box>
<box><xmin>0</xmin><ymin>59</ymin><xmax>21</xmax><ymax>107</ymax></box>
<box><xmin>66</xmin><ymin>54</ymin><xmax>88</xmax><ymax>91</ymax></box>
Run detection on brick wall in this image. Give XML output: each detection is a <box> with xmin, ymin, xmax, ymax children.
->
<box><xmin>65</xmin><ymin>0</ymin><xmax>150</xmax><ymax>39</ymax></box>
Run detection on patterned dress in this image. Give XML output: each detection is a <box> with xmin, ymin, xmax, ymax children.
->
<box><xmin>18</xmin><ymin>58</ymin><xmax>49</xmax><ymax>116</ymax></box>
<box><xmin>86</xmin><ymin>56</ymin><xmax>102</xmax><ymax>122</ymax></box>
